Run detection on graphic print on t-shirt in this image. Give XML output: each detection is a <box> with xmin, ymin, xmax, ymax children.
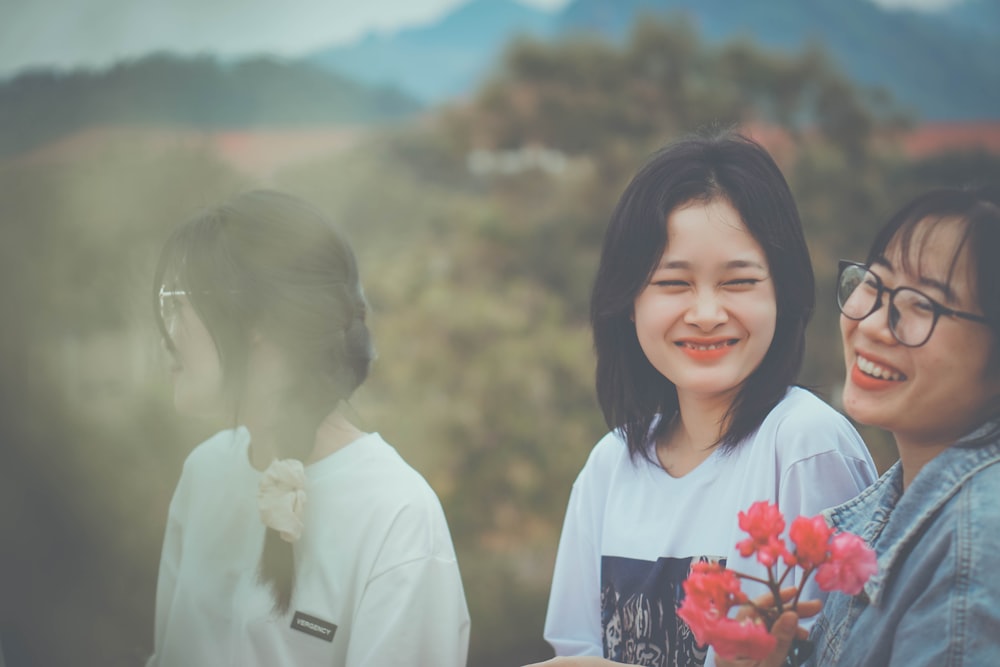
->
<box><xmin>601</xmin><ymin>554</ymin><xmax>726</xmax><ymax>667</ymax></box>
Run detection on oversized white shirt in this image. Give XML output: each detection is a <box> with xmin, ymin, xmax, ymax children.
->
<box><xmin>148</xmin><ymin>428</ymin><xmax>470</xmax><ymax>667</ymax></box>
<box><xmin>544</xmin><ymin>387</ymin><xmax>877</xmax><ymax>667</ymax></box>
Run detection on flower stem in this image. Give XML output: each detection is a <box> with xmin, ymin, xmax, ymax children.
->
<box><xmin>791</xmin><ymin>568</ymin><xmax>814</xmax><ymax>609</ymax></box>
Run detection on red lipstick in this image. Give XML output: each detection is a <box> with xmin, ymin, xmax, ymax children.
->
<box><xmin>849</xmin><ymin>361</ymin><xmax>901</xmax><ymax>391</ymax></box>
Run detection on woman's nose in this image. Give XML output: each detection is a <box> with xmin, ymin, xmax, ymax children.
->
<box><xmin>855</xmin><ymin>297</ymin><xmax>897</xmax><ymax>344</ymax></box>
<box><xmin>683</xmin><ymin>290</ymin><xmax>728</xmax><ymax>330</ymax></box>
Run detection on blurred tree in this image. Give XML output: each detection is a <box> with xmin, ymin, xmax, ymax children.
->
<box><xmin>0</xmin><ymin>148</ymin><xmax>243</xmax><ymax>664</ymax></box>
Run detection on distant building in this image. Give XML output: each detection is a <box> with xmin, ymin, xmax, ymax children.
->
<box><xmin>466</xmin><ymin>145</ymin><xmax>569</xmax><ymax>176</ymax></box>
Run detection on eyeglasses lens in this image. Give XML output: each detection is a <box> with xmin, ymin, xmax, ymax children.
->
<box><xmin>837</xmin><ymin>265</ymin><xmax>935</xmax><ymax>346</ymax></box>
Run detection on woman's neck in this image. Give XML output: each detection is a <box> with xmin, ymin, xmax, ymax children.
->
<box><xmin>656</xmin><ymin>391</ymin><xmax>733</xmax><ymax>477</ymax></box>
<box><xmin>310</xmin><ymin>410</ymin><xmax>366</xmax><ymax>463</ymax></box>
<box><xmin>245</xmin><ymin>405</ymin><xmax>365</xmax><ymax>471</ymax></box>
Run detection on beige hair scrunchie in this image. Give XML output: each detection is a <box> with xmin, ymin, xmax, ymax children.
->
<box><xmin>258</xmin><ymin>458</ymin><xmax>307</xmax><ymax>543</ymax></box>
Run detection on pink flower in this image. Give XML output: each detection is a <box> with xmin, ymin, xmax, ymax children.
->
<box><xmin>789</xmin><ymin>515</ymin><xmax>833</xmax><ymax>569</ymax></box>
<box><xmin>677</xmin><ymin>593</ymin><xmax>722</xmax><ymax>646</ymax></box>
<box><xmin>678</xmin><ymin>562</ymin><xmax>747</xmax><ymax>646</ymax></box>
<box><xmin>710</xmin><ymin>617</ymin><xmax>779</xmax><ymax>661</ymax></box>
<box><xmin>676</xmin><ymin>502</ymin><xmax>878</xmax><ymax>664</ymax></box>
<box><xmin>736</xmin><ymin>501</ymin><xmax>793</xmax><ymax>567</ymax></box>
<box><xmin>816</xmin><ymin>532</ymin><xmax>877</xmax><ymax>595</ymax></box>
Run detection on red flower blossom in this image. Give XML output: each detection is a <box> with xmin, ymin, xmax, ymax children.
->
<box><xmin>789</xmin><ymin>515</ymin><xmax>834</xmax><ymax>569</ymax></box>
<box><xmin>678</xmin><ymin>562</ymin><xmax>747</xmax><ymax>646</ymax></box>
<box><xmin>736</xmin><ymin>501</ymin><xmax>793</xmax><ymax>567</ymax></box>
<box><xmin>675</xmin><ymin>502</ymin><xmax>877</xmax><ymax>665</ymax></box>
<box><xmin>816</xmin><ymin>532</ymin><xmax>878</xmax><ymax>595</ymax></box>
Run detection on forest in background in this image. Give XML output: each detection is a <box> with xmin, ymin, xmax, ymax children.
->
<box><xmin>2</xmin><ymin>17</ymin><xmax>1000</xmax><ymax>666</ymax></box>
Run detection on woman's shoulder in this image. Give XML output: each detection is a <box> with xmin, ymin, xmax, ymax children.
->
<box><xmin>307</xmin><ymin>434</ymin><xmax>458</xmax><ymax>562</ymax></box>
<box><xmin>310</xmin><ymin>433</ymin><xmax>445</xmax><ymax>512</ymax></box>
<box><xmin>562</xmin><ymin>429</ymin><xmax>652</xmax><ymax>507</ymax></box>
<box><xmin>755</xmin><ymin>387</ymin><xmax>870</xmax><ymax>459</ymax></box>
<box><xmin>959</xmin><ymin>456</ymin><xmax>1000</xmax><ymax>512</ymax></box>
<box><xmin>764</xmin><ymin>388</ymin><xmax>857</xmax><ymax>435</ymax></box>
<box><xmin>576</xmin><ymin>429</ymin><xmax>633</xmax><ymax>480</ymax></box>
<box><xmin>587</xmin><ymin>429</ymin><xmax>632</xmax><ymax>465</ymax></box>
<box><xmin>915</xmin><ymin>458</ymin><xmax>1000</xmax><ymax>565</ymax></box>
<box><xmin>767</xmin><ymin>386</ymin><xmax>847</xmax><ymax>421</ymax></box>
<box><xmin>182</xmin><ymin>427</ymin><xmax>250</xmax><ymax>472</ymax></box>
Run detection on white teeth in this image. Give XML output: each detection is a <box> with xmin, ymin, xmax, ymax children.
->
<box><xmin>857</xmin><ymin>355</ymin><xmax>905</xmax><ymax>381</ymax></box>
<box><xmin>684</xmin><ymin>342</ymin><xmax>731</xmax><ymax>351</ymax></box>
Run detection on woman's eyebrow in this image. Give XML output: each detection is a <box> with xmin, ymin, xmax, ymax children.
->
<box><xmin>873</xmin><ymin>255</ymin><xmax>956</xmax><ymax>303</ymax></box>
<box><xmin>918</xmin><ymin>276</ymin><xmax>956</xmax><ymax>303</ymax></box>
<box><xmin>657</xmin><ymin>259</ymin><xmax>766</xmax><ymax>270</ymax></box>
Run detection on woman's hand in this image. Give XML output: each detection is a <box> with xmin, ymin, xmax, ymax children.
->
<box><xmin>715</xmin><ymin>588</ymin><xmax>822</xmax><ymax>667</ymax></box>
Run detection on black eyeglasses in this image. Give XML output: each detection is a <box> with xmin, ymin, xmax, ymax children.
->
<box><xmin>837</xmin><ymin>260</ymin><xmax>990</xmax><ymax>347</ymax></box>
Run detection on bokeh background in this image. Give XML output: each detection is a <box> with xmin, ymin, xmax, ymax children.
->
<box><xmin>2</xmin><ymin>1</ymin><xmax>1000</xmax><ymax>665</ymax></box>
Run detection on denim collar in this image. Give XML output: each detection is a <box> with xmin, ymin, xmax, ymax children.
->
<box><xmin>824</xmin><ymin>421</ymin><xmax>1000</xmax><ymax>606</ymax></box>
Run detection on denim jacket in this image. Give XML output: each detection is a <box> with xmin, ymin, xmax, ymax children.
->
<box><xmin>808</xmin><ymin>421</ymin><xmax>1000</xmax><ymax>666</ymax></box>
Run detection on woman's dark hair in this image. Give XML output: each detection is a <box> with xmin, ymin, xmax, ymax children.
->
<box><xmin>591</xmin><ymin>132</ymin><xmax>814</xmax><ymax>461</ymax></box>
<box><xmin>152</xmin><ymin>189</ymin><xmax>375</xmax><ymax>613</ymax></box>
<box><xmin>864</xmin><ymin>184</ymin><xmax>1000</xmax><ymax>371</ymax></box>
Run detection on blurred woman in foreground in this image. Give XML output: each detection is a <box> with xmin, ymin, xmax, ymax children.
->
<box><xmin>147</xmin><ymin>190</ymin><xmax>469</xmax><ymax>666</ymax></box>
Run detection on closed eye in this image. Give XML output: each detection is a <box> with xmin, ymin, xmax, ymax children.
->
<box><xmin>722</xmin><ymin>278</ymin><xmax>762</xmax><ymax>288</ymax></box>
<box><xmin>652</xmin><ymin>280</ymin><xmax>689</xmax><ymax>288</ymax></box>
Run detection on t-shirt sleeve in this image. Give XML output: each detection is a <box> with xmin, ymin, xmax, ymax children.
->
<box><xmin>345</xmin><ymin>492</ymin><xmax>470</xmax><ymax>667</ymax></box>
<box><xmin>776</xmin><ymin>407</ymin><xmax>878</xmax><ymax>609</ymax></box>
<box><xmin>543</xmin><ymin>454</ymin><xmax>607</xmax><ymax>657</ymax></box>
<box><xmin>345</xmin><ymin>554</ymin><xmax>470</xmax><ymax>667</ymax></box>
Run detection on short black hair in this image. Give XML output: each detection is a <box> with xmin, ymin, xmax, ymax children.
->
<box><xmin>591</xmin><ymin>131</ymin><xmax>814</xmax><ymax>460</ymax></box>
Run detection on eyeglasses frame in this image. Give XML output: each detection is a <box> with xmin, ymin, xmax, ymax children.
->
<box><xmin>836</xmin><ymin>259</ymin><xmax>991</xmax><ymax>348</ymax></box>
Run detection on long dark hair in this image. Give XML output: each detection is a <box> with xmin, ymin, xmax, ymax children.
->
<box><xmin>591</xmin><ymin>132</ymin><xmax>814</xmax><ymax>460</ymax></box>
<box><xmin>153</xmin><ymin>189</ymin><xmax>375</xmax><ymax>612</ymax></box>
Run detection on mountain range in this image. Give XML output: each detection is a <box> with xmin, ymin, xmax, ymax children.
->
<box><xmin>2</xmin><ymin>0</ymin><xmax>996</xmax><ymax>160</ymax></box>
<box><xmin>307</xmin><ymin>0</ymin><xmax>1000</xmax><ymax>120</ymax></box>
<box><xmin>0</xmin><ymin>55</ymin><xmax>419</xmax><ymax>158</ymax></box>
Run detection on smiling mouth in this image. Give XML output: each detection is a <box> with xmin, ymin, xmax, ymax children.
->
<box><xmin>857</xmin><ymin>355</ymin><xmax>907</xmax><ymax>381</ymax></box>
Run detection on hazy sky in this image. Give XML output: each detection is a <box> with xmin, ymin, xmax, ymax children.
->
<box><xmin>0</xmin><ymin>0</ymin><xmax>964</xmax><ymax>78</ymax></box>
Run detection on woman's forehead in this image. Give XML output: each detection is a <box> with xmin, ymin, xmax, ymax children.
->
<box><xmin>882</xmin><ymin>216</ymin><xmax>977</xmax><ymax>299</ymax></box>
<box><xmin>884</xmin><ymin>216</ymin><xmax>967</xmax><ymax>266</ymax></box>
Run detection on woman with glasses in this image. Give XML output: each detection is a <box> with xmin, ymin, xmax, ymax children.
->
<box><xmin>147</xmin><ymin>190</ymin><xmax>469</xmax><ymax>666</ymax></box>
<box><xmin>534</xmin><ymin>133</ymin><xmax>877</xmax><ymax>667</ymax></box>
<box><xmin>722</xmin><ymin>184</ymin><xmax>1000</xmax><ymax>666</ymax></box>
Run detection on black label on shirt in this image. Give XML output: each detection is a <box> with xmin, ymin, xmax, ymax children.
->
<box><xmin>291</xmin><ymin>611</ymin><xmax>337</xmax><ymax>642</ymax></box>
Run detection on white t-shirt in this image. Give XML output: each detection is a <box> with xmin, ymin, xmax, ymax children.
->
<box><xmin>148</xmin><ymin>428</ymin><xmax>470</xmax><ymax>667</ymax></box>
<box><xmin>544</xmin><ymin>387</ymin><xmax>877</xmax><ymax>667</ymax></box>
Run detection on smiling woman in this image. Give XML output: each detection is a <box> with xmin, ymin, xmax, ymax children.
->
<box><xmin>719</xmin><ymin>185</ymin><xmax>1000</xmax><ymax>667</ymax></box>
<box><xmin>839</xmin><ymin>215</ymin><xmax>1000</xmax><ymax>473</ymax></box>
<box><xmin>534</xmin><ymin>132</ymin><xmax>877</xmax><ymax>667</ymax></box>
<box><xmin>633</xmin><ymin>198</ymin><xmax>777</xmax><ymax>409</ymax></box>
